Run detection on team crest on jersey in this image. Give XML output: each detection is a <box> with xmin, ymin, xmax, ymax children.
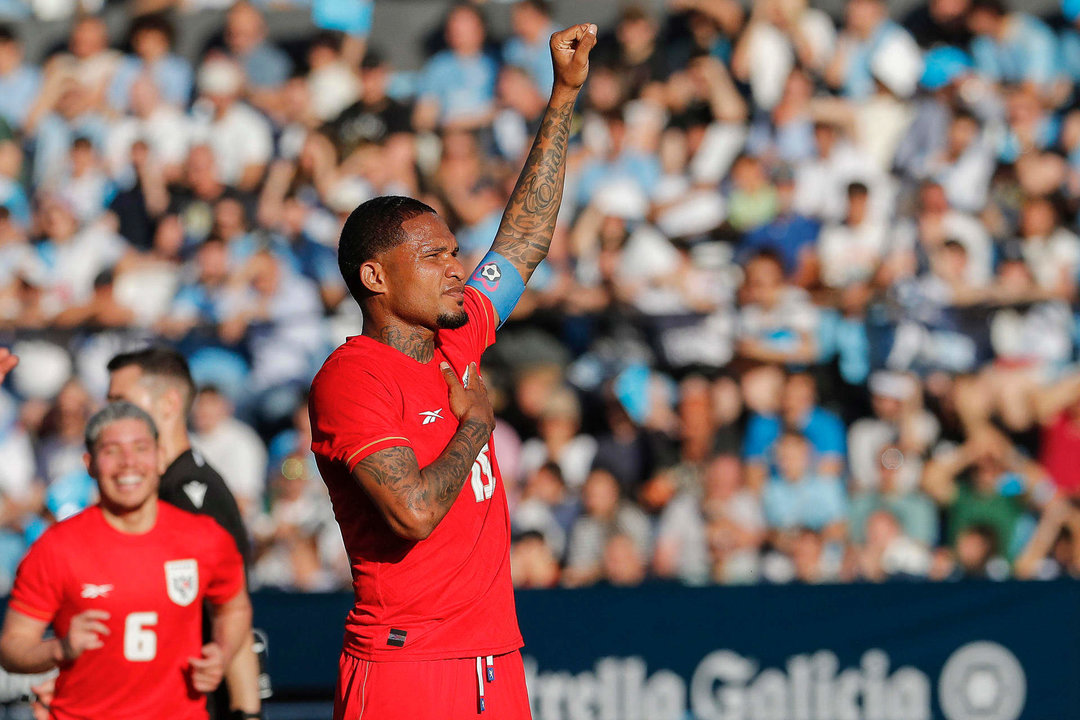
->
<box><xmin>164</xmin><ymin>559</ymin><xmax>199</xmax><ymax>607</ymax></box>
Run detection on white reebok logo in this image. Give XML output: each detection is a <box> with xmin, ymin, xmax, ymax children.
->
<box><xmin>419</xmin><ymin>409</ymin><xmax>444</xmax><ymax>425</ymax></box>
<box><xmin>183</xmin><ymin>481</ymin><xmax>208</xmax><ymax>509</ymax></box>
<box><xmin>81</xmin><ymin>583</ymin><xmax>113</xmax><ymax>599</ymax></box>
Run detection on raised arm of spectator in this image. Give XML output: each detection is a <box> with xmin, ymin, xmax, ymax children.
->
<box><xmin>475</xmin><ymin>24</ymin><xmax>596</xmax><ymax>325</ymax></box>
<box><xmin>692</xmin><ymin>55</ymin><xmax>747</xmax><ymax>124</ymax></box>
<box><xmin>921</xmin><ymin>445</ymin><xmax>970</xmax><ymax>507</ymax></box>
<box><xmin>1013</xmin><ymin>494</ymin><xmax>1074</xmax><ymax>579</ymax></box>
<box><xmin>1033</xmin><ymin>372</ymin><xmax>1080</xmax><ymax>425</ymax></box>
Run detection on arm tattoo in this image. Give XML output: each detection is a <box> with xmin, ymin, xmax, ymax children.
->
<box><xmin>491</xmin><ymin>96</ymin><xmax>576</xmax><ymax>282</ymax></box>
<box><xmin>355</xmin><ymin>418</ymin><xmax>490</xmax><ymax>534</ymax></box>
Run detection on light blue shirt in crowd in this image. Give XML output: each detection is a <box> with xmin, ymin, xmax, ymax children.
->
<box><xmin>971</xmin><ymin>13</ymin><xmax>1058</xmax><ymax>87</ymax></box>
<box><xmin>0</xmin><ymin>64</ymin><xmax>40</xmax><ymax>129</ymax></box>
<box><xmin>240</xmin><ymin>43</ymin><xmax>293</xmax><ymax>90</ymax></box>
<box><xmin>109</xmin><ymin>54</ymin><xmax>194</xmax><ymax>110</ymax></box>
<box><xmin>418</xmin><ymin>50</ymin><xmax>498</xmax><ymax>123</ymax></box>
<box><xmin>843</xmin><ymin>20</ymin><xmax>916</xmax><ymax>100</ymax></box>
<box><xmin>504</xmin><ymin>24</ymin><xmax>557</xmax><ymax>93</ymax></box>
<box><xmin>763</xmin><ymin>474</ymin><xmax>848</xmax><ymax>531</ymax></box>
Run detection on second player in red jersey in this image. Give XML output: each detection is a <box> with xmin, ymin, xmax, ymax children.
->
<box><xmin>0</xmin><ymin>402</ymin><xmax>251</xmax><ymax>720</ymax></box>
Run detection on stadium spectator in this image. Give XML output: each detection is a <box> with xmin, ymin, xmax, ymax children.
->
<box><xmin>191</xmin><ymin>385</ymin><xmax>267</xmax><ymax>520</ymax></box>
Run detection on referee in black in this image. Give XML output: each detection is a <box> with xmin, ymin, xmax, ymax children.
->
<box><xmin>107</xmin><ymin>347</ymin><xmax>263</xmax><ymax>720</ymax></box>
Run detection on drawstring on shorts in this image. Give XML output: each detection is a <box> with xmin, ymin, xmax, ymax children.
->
<box><xmin>476</xmin><ymin>655</ymin><xmax>494</xmax><ymax>712</ymax></box>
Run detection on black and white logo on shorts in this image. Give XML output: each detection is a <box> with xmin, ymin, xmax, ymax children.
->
<box><xmin>939</xmin><ymin>641</ymin><xmax>1026</xmax><ymax>720</ymax></box>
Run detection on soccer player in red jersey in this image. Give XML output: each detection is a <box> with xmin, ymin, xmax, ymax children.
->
<box><xmin>308</xmin><ymin>22</ymin><xmax>597</xmax><ymax>720</ymax></box>
<box><xmin>0</xmin><ymin>401</ymin><xmax>252</xmax><ymax>720</ymax></box>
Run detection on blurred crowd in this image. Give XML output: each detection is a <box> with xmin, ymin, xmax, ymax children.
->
<box><xmin>3</xmin><ymin>0</ymin><xmax>1080</xmax><ymax>592</ymax></box>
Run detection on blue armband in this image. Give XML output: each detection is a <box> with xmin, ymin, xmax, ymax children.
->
<box><xmin>466</xmin><ymin>251</ymin><xmax>526</xmax><ymax>328</ymax></box>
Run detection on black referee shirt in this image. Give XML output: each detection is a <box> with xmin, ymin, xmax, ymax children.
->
<box><xmin>159</xmin><ymin>448</ymin><xmax>251</xmax><ymax>566</ymax></box>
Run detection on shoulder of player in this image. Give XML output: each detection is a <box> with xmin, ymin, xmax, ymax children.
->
<box><xmin>312</xmin><ymin>340</ymin><xmax>395</xmax><ymax>388</ymax></box>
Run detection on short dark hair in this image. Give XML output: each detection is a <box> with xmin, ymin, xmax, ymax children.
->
<box><xmin>0</xmin><ymin>25</ymin><xmax>17</xmax><ymax>44</ymax></box>
<box><xmin>969</xmin><ymin>0</ymin><xmax>1006</xmax><ymax>16</ymax></box>
<box><xmin>130</xmin><ymin>13</ymin><xmax>175</xmax><ymax>46</ymax></box>
<box><xmin>338</xmin><ymin>195</ymin><xmax>437</xmax><ymax>303</ymax></box>
<box><xmin>107</xmin><ymin>346</ymin><xmax>196</xmax><ymax>413</ymax></box>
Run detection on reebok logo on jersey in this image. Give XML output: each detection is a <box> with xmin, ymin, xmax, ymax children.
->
<box><xmin>387</xmin><ymin>629</ymin><xmax>408</xmax><ymax>647</ymax></box>
<box><xmin>183</xmin><ymin>481</ymin><xmax>208</xmax><ymax>509</ymax></box>
<box><xmin>419</xmin><ymin>409</ymin><xmax>444</xmax><ymax>425</ymax></box>
<box><xmin>80</xmin><ymin>583</ymin><xmax>113</xmax><ymax>599</ymax></box>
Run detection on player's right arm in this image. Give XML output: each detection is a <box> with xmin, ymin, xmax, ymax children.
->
<box><xmin>351</xmin><ymin>362</ymin><xmax>495</xmax><ymax>541</ymax></box>
<box><xmin>0</xmin><ymin>608</ymin><xmax>110</xmax><ymax>674</ymax></box>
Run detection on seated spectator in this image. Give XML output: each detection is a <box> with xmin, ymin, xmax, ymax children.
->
<box><xmin>251</xmin><ymin>452</ymin><xmax>348</xmax><ymax>591</ymax></box>
<box><xmin>32</xmin><ymin>196</ymin><xmax>127</xmax><ymax>318</ymax></box>
<box><xmin>847</xmin><ymin>509</ymin><xmax>931</xmax><ymax>581</ymax></box>
<box><xmin>1015</xmin><ymin>195</ymin><xmax>1080</xmax><ymax>300</ymax></box>
<box><xmin>817</xmin><ymin>181</ymin><xmax>888</xmax><ymax>291</ymax></box>
<box><xmin>600</xmin><ymin>532</ymin><xmax>648</xmax><ymax>587</ymax></box>
<box><xmin>504</xmin><ymin>0</ymin><xmax>558</xmax><ymax>94</ymax></box>
<box><xmin>726</xmin><ymin>153</ymin><xmax>777</xmax><ymax>232</ymax></box>
<box><xmin>191</xmin><ymin>384</ymin><xmax>267</xmax><ymax>519</ymax></box>
<box><xmin>305</xmin><ymin>32</ymin><xmax>360</xmax><ymax>124</ymax></box>
<box><xmin>736</xmin><ymin>251</ymin><xmax>819</xmax><ymax>366</ymax></box>
<box><xmin>731</xmin><ymin>0</ymin><xmax>834</xmax><ymax>111</ymax></box>
<box><xmin>737</xmin><ymin>163</ymin><xmax>820</xmax><ymax>285</ymax></box>
<box><xmin>762</xmin><ymin>430</ymin><xmax>848</xmax><ymax>540</ymax></box>
<box><xmin>189</xmin><ymin>57</ymin><xmax>274</xmax><ymax>192</ymax></box>
<box><xmin>903</xmin><ymin>0</ymin><xmax>972</xmax><ymax>49</ymax></box>
<box><xmin>108</xmin><ymin>14</ymin><xmax>192</xmax><ymax>112</ymax></box>
<box><xmin>967</xmin><ymin>0</ymin><xmax>1058</xmax><ymax>93</ymax></box>
<box><xmin>519</xmin><ymin>386</ymin><xmax>597</xmax><ymax>492</ymax></box>
<box><xmin>510</xmin><ymin>530</ymin><xmax>560</xmax><ymax>588</ymax></box>
<box><xmin>328</xmin><ymin>50</ymin><xmax>414</xmax><ymax>159</ymax></box>
<box><xmin>825</xmin><ymin>0</ymin><xmax>919</xmax><ymax>101</ymax></box>
<box><xmin>744</xmin><ymin>371</ymin><xmax>846</xmax><ymax>487</ymax></box>
<box><xmin>563</xmin><ymin>468</ymin><xmax>651</xmax><ymax>587</ymax></box>
<box><xmin>413</xmin><ymin>4</ymin><xmax>498</xmax><ymax>131</ymax></box>
<box><xmin>223</xmin><ymin>1</ymin><xmax>292</xmax><ymax>105</ymax></box>
<box><xmin>923</xmin><ymin>425</ymin><xmax>1047</xmax><ymax>559</ymax></box>
<box><xmin>848</xmin><ymin>371</ymin><xmax>940</xmax><ymax>494</ymax></box>
<box><xmin>1014</xmin><ymin>493</ymin><xmax>1080</xmax><ymax>579</ymax></box>
<box><xmin>0</xmin><ymin>26</ymin><xmax>40</xmax><ymax>132</ymax></box>
<box><xmin>849</xmin><ymin>444</ymin><xmax>939</xmax><ymax>547</ymax></box>
<box><xmin>513</xmin><ymin>461</ymin><xmax>578</xmax><ymax>560</ymax></box>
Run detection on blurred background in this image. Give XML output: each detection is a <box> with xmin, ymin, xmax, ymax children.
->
<box><xmin>0</xmin><ymin>0</ymin><xmax>1079</xmax><ymax>716</ymax></box>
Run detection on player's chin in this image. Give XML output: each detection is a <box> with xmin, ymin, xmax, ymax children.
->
<box><xmin>436</xmin><ymin>308</ymin><xmax>469</xmax><ymax>330</ymax></box>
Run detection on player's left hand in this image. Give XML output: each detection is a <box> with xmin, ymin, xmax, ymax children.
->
<box><xmin>188</xmin><ymin>642</ymin><xmax>225</xmax><ymax>693</ymax></box>
<box><xmin>550</xmin><ymin>23</ymin><xmax>598</xmax><ymax>91</ymax></box>
<box><xmin>30</xmin><ymin>677</ymin><xmax>54</xmax><ymax>720</ymax></box>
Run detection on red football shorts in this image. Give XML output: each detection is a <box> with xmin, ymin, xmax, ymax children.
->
<box><xmin>334</xmin><ymin>650</ymin><xmax>532</xmax><ymax>720</ymax></box>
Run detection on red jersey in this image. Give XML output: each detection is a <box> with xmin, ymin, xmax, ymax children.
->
<box><xmin>9</xmin><ymin>503</ymin><xmax>245</xmax><ymax>720</ymax></box>
<box><xmin>309</xmin><ymin>287</ymin><xmax>522</xmax><ymax>661</ymax></box>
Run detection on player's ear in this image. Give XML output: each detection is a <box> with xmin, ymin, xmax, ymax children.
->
<box><xmin>161</xmin><ymin>386</ymin><xmax>182</xmax><ymax>423</ymax></box>
<box><xmin>360</xmin><ymin>260</ymin><xmax>387</xmax><ymax>296</ymax></box>
<box><xmin>83</xmin><ymin>452</ymin><xmax>95</xmax><ymax>478</ymax></box>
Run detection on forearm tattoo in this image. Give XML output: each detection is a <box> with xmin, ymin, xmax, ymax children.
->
<box><xmin>491</xmin><ymin>97</ymin><xmax>576</xmax><ymax>281</ymax></box>
<box><xmin>355</xmin><ymin>418</ymin><xmax>491</xmax><ymax>528</ymax></box>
